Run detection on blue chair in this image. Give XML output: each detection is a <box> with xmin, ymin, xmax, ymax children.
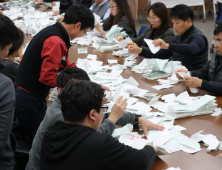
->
<box><xmin>138</xmin><ymin>26</ymin><xmax>148</xmax><ymax>37</ymax></box>
<box><xmin>215</xmin><ymin>1</ymin><xmax>222</xmax><ymax>26</ymax></box>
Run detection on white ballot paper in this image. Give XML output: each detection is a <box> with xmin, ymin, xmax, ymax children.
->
<box><xmin>114</xmin><ymin>37</ymin><xmax>133</xmax><ymax>48</ymax></box>
<box><xmin>184</xmin><ymin>72</ymin><xmax>199</xmax><ymax>93</ymax></box>
<box><xmin>144</xmin><ymin>39</ymin><xmax>160</xmax><ymax>54</ymax></box>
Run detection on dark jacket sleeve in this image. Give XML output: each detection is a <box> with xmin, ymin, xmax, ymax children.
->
<box><xmin>191</xmin><ymin>61</ymin><xmax>210</xmax><ymax>80</ymax></box>
<box><xmin>168</xmin><ymin>36</ymin><xmax>207</xmax><ymax>56</ymax></box>
<box><xmin>132</xmin><ymin>32</ymin><xmax>146</xmax><ymax>47</ymax></box>
<box><xmin>140</xmin><ymin>48</ymin><xmax>173</xmax><ymax>59</ymax></box>
<box><xmin>104</xmin><ymin>135</ymin><xmax>156</xmax><ymax>170</ymax></box>
<box><xmin>0</xmin><ymin>76</ymin><xmax>15</xmax><ymax>153</ymax></box>
<box><xmin>117</xmin><ymin>17</ymin><xmax>135</xmax><ymax>38</ymax></box>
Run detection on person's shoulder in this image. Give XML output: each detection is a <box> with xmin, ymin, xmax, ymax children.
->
<box><xmin>44</xmin><ymin>35</ymin><xmax>65</xmax><ymax>45</ymax></box>
<box><xmin>0</xmin><ymin>73</ymin><xmax>14</xmax><ymax>90</ymax></box>
<box><xmin>165</xmin><ymin>27</ymin><xmax>175</xmax><ymax>34</ymax></box>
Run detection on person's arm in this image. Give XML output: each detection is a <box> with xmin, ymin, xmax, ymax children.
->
<box><xmin>191</xmin><ymin>61</ymin><xmax>210</xmax><ymax>80</ymax></box>
<box><xmin>98</xmin><ymin>119</ymin><xmax>116</xmax><ymax>135</ymax></box>
<box><xmin>0</xmin><ymin>77</ymin><xmax>14</xmax><ymax>153</ymax></box>
<box><xmin>104</xmin><ymin>135</ymin><xmax>156</xmax><ymax>170</ymax></box>
<box><xmin>161</xmin><ymin>34</ymin><xmax>175</xmax><ymax>44</ymax></box>
<box><xmin>66</xmin><ymin>55</ymin><xmax>76</xmax><ymax>67</ymax></box>
<box><xmin>140</xmin><ymin>48</ymin><xmax>173</xmax><ymax>59</ymax></box>
<box><xmin>39</xmin><ymin>36</ymin><xmax>68</xmax><ymax>87</ymax></box>
<box><xmin>132</xmin><ymin>33</ymin><xmax>145</xmax><ymax>47</ymax></box>
<box><xmin>200</xmin><ymin>80</ymin><xmax>222</xmax><ymax>95</ymax></box>
<box><xmin>168</xmin><ymin>36</ymin><xmax>207</xmax><ymax>56</ymax></box>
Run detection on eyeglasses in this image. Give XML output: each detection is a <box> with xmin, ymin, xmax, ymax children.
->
<box><xmin>101</xmin><ymin>105</ymin><xmax>109</xmax><ymax>112</ymax></box>
<box><xmin>147</xmin><ymin>17</ymin><xmax>157</xmax><ymax>22</ymax></box>
<box><xmin>109</xmin><ymin>6</ymin><xmax>116</xmax><ymax>9</ymax></box>
<box><xmin>212</xmin><ymin>40</ymin><xmax>222</xmax><ymax>46</ymax></box>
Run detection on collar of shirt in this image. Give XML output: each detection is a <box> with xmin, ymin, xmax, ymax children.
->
<box><xmin>57</xmin><ymin>21</ymin><xmax>71</xmax><ymax>42</ymax></box>
<box><xmin>97</xmin><ymin>0</ymin><xmax>108</xmax><ymax>8</ymax></box>
<box><xmin>181</xmin><ymin>25</ymin><xmax>195</xmax><ymax>42</ymax></box>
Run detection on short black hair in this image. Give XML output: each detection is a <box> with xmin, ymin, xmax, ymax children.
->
<box><xmin>0</xmin><ymin>14</ymin><xmax>19</xmax><ymax>49</ymax></box>
<box><xmin>214</xmin><ymin>24</ymin><xmax>222</xmax><ymax>36</ymax></box>
<box><xmin>63</xmin><ymin>4</ymin><xmax>94</xmax><ymax>30</ymax></box>
<box><xmin>8</xmin><ymin>29</ymin><xmax>24</xmax><ymax>56</ymax></box>
<box><xmin>57</xmin><ymin>67</ymin><xmax>90</xmax><ymax>88</ymax></box>
<box><xmin>59</xmin><ymin>80</ymin><xmax>105</xmax><ymax>123</ymax></box>
<box><xmin>170</xmin><ymin>4</ymin><xmax>194</xmax><ymax>22</ymax></box>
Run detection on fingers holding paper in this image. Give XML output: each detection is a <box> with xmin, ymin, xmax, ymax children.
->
<box><xmin>175</xmin><ymin>69</ymin><xmax>188</xmax><ymax>79</ymax></box>
<box><xmin>94</xmin><ymin>23</ymin><xmax>101</xmax><ymax>32</ymax></box>
<box><xmin>108</xmin><ymin>96</ymin><xmax>128</xmax><ymax>124</ymax></box>
<box><xmin>152</xmin><ymin>38</ymin><xmax>169</xmax><ymax>49</ymax></box>
<box><xmin>138</xmin><ymin>117</ymin><xmax>164</xmax><ymax>137</ymax></box>
<box><xmin>115</xmin><ymin>36</ymin><xmax>124</xmax><ymax>41</ymax></box>
<box><xmin>184</xmin><ymin>76</ymin><xmax>202</xmax><ymax>88</ymax></box>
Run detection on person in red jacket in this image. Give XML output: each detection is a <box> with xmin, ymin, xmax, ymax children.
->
<box><xmin>15</xmin><ymin>4</ymin><xmax>95</xmax><ymax>145</ymax></box>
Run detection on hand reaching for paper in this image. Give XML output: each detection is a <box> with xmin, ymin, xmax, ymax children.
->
<box><xmin>127</xmin><ymin>43</ymin><xmax>142</xmax><ymax>54</ymax></box>
<box><xmin>115</xmin><ymin>36</ymin><xmax>124</xmax><ymax>41</ymax></box>
<box><xmin>94</xmin><ymin>23</ymin><xmax>101</xmax><ymax>32</ymax></box>
<box><xmin>108</xmin><ymin>96</ymin><xmax>128</xmax><ymax>124</ymax></box>
<box><xmin>0</xmin><ymin>10</ymin><xmax>2</xmax><ymax>14</ymax></box>
<box><xmin>184</xmin><ymin>76</ymin><xmax>202</xmax><ymax>88</ymax></box>
<box><xmin>138</xmin><ymin>117</ymin><xmax>164</xmax><ymax>136</ymax></box>
<box><xmin>153</xmin><ymin>38</ymin><xmax>169</xmax><ymax>49</ymax></box>
<box><xmin>175</xmin><ymin>69</ymin><xmax>188</xmax><ymax>79</ymax></box>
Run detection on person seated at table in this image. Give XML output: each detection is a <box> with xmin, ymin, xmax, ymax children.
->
<box><xmin>14</xmin><ymin>4</ymin><xmax>95</xmax><ymax>145</ymax></box>
<box><xmin>0</xmin><ymin>14</ymin><xmax>19</xmax><ymax>170</ymax></box>
<box><xmin>40</xmin><ymin>80</ymin><xmax>158</xmax><ymax>170</ymax></box>
<box><xmin>0</xmin><ymin>29</ymin><xmax>24</xmax><ymax>83</ymax></box>
<box><xmin>128</xmin><ymin>4</ymin><xmax>208</xmax><ymax>71</ymax></box>
<box><xmin>176</xmin><ymin>24</ymin><xmax>222</xmax><ymax>95</ymax></box>
<box><xmin>94</xmin><ymin>0</ymin><xmax>137</xmax><ymax>38</ymax></box>
<box><xmin>26</xmin><ymin>67</ymin><xmax>164</xmax><ymax>170</ymax></box>
<box><xmin>116</xmin><ymin>2</ymin><xmax>174</xmax><ymax>50</ymax></box>
<box><xmin>90</xmin><ymin>0</ymin><xmax>110</xmax><ymax>21</ymax></box>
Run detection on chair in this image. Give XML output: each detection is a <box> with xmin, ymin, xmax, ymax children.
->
<box><xmin>138</xmin><ymin>26</ymin><xmax>148</xmax><ymax>37</ymax></box>
<box><xmin>215</xmin><ymin>1</ymin><xmax>222</xmax><ymax>25</ymax></box>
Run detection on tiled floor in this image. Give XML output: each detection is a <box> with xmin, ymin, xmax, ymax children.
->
<box><xmin>135</xmin><ymin>10</ymin><xmax>216</xmax><ymax>59</ymax></box>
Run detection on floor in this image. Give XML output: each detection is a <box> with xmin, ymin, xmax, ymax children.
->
<box><xmin>135</xmin><ymin>10</ymin><xmax>216</xmax><ymax>59</ymax></box>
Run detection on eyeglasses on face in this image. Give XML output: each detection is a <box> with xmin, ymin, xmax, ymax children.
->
<box><xmin>147</xmin><ymin>17</ymin><xmax>157</xmax><ymax>22</ymax></box>
<box><xmin>101</xmin><ymin>105</ymin><xmax>109</xmax><ymax>112</ymax></box>
<box><xmin>212</xmin><ymin>40</ymin><xmax>222</xmax><ymax>46</ymax></box>
<box><xmin>109</xmin><ymin>6</ymin><xmax>116</xmax><ymax>9</ymax></box>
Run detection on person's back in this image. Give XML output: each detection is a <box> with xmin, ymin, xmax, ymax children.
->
<box><xmin>0</xmin><ymin>59</ymin><xmax>19</xmax><ymax>82</ymax></box>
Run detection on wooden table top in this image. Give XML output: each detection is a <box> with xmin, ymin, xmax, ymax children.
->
<box><xmin>67</xmin><ymin>43</ymin><xmax>222</xmax><ymax>170</ymax></box>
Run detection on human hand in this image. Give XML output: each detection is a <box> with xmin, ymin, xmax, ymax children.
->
<box><xmin>108</xmin><ymin>96</ymin><xmax>128</xmax><ymax>124</ymax></box>
<box><xmin>138</xmin><ymin>117</ymin><xmax>164</xmax><ymax>136</ymax></box>
<box><xmin>153</xmin><ymin>38</ymin><xmax>169</xmax><ymax>49</ymax></box>
<box><xmin>0</xmin><ymin>10</ymin><xmax>3</xmax><ymax>14</ymax></box>
<box><xmin>52</xmin><ymin>1</ymin><xmax>56</xmax><ymax>6</ymax></box>
<box><xmin>128</xmin><ymin>44</ymin><xmax>142</xmax><ymax>54</ymax></box>
<box><xmin>56</xmin><ymin>17</ymin><xmax>64</xmax><ymax>22</ymax></box>
<box><xmin>115</xmin><ymin>36</ymin><xmax>124</xmax><ymax>41</ymax></box>
<box><xmin>146</xmin><ymin>143</ymin><xmax>158</xmax><ymax>153</ymax></box>
<box><xmin>184</xmin><ymin>76</ymin><xmax>202</xmax><ymax>88</ymax></box>
<box><xmin>101</xmin><ymin>85</ymin><xmax>110</xmax><ymax>91</ymax></box>
<box><xmin>175</xmin><ymin>69</ymin><xmax>188</xmax><ymax>79</ymax></box>
<box><xmin>94</xmin><ymin>23</ymin><xmax>101</xmax><ymax>32</ymax></box>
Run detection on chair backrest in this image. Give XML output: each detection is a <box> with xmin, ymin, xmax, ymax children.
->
<box><xmin>216</xmin><ymin>2</ymin><xmax>222</xmax><ymax>24</ymax></box>
<box><xmin>138</xmin><ymin>26</ymin><xmax>148</xmax><ymax>37</ymax></box>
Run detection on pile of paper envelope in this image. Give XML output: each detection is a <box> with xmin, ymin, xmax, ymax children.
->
<box><xmin>132</xmin><ymin>58</ymin><xmax>181</xmax><ymax>80</ymax></box>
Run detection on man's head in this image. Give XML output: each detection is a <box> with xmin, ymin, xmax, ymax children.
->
<box><xmin>0</xmin><ymin>14</ymin><xmax>19</xmax><ymax>60</ymax></box>
<box><xmin>59</xmin><ymin>80</ymin><xmax>105</xmax><ymax>131</ymax></box>
<box><xmin>57</xmin><ymin>67</ymin><xmax>90</xmax><ymax>93</ymax></box>
<box><xmin>170</xmin><ymin>4</ymin><xmax>194</xmax><ymax>36</ymax></box>
<box><xmin>62</xmin><ymin>5</ymin><xmax>94</xmax><ymax>40</ymax></box>
<box><xmin>93</xmin><ymin>0</ymin><xmax>105</xmax><ymax>5</ymax></box>
<box><xmin>213</xmin><ymin>24</ymin><xmax>222</xmax><ymax>56</ymax></box>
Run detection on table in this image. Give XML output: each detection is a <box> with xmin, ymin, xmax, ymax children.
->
<box><xmin>68</xmin><ymin>44</ymin><xmax>222</xmax><ymax>170</ymax></box>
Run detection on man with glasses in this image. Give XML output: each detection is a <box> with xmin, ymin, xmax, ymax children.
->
<box><xmin>128</xmin><ymin>4</ymin><xmax>208</xmax><ymax>71</ymax></box>
<box><xmin>15</xmin><ymin>5</ymin><xmax>95</xmax><ymax>145</ymax></box>
<box><xmin>26</xmin><ymin>67</ymin><xmax>163</xmax><ymax>170</ymax></box>
<box><xmin>40</xmin><ymin>80</ymin><xmax>158</xmax><ymax>170</ymax></box>
<box><xmin>176</xmin><ymin>24</ymin><xmax>222</xmax><ymax>95</ymax></box>
<box><xmin>90</xmin><ymin>0</ymin><xmax>110</xmax><ymax>21</ymax></box>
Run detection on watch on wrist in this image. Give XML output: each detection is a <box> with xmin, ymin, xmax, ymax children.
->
<box><xmin>135</xmin><ymin>115</ymin><xmax>141</xmax><ymax>124</ymax></box>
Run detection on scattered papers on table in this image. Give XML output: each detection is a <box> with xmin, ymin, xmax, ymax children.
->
<box><xmin>211</xmin><ymin>108</ymin><xmax>222</xmax><ymax>117</ymax></box>
<box><xmin>78</xmin><ymin>47</ymin><xmax>88</xmax><ymax>54</ymax></box>
<box><xmin>113</xmin><ymin>37</ymin><xmax>133</xmax><ymax>48</ymax></box>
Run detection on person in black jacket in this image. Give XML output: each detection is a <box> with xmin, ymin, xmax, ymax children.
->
<box><xmin>176</xmin><ymin>24</ymin><xmax>222</xmax><ymax>95</ymax></box>
<box><xmin>0</xmin><ymin>14</ymin><xmax>19</xmax><ymax>170</ymax></box>
<box><xmin>0</xmin><ymin>29</ymin><xmax>24</xmax><ymax>83</ymax></box>
<box><xmin>94</xmin><ymin>0</ymin><xmax>137</xmax><ymax>38</ymax></box>
<box><xmin>128</xmin><ymin>4</ymin><xmax>208</xmax><ymax>71</ymax></box>
<box><xmin>40</xmin><ymin>80</ymin><xmax>157</xmax><ymax>170</ymax></box>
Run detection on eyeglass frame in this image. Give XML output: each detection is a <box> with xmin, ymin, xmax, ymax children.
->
<box><xmin>109</xmin><ymin>6</ymin><xmax>117</xmax><ymax>9</ymax></box>
<box><xmin>101</xmin><ymin>105</ymin><xmax>109</xmax><ymax>112</ymax></box>
<box><xmin>212</xmin><ymin>40</ymin><xmax>222</xmax><ymax>46</ymax></box>
<box><xmin>147</xmin><ymin>17</ymin><xmax>157</xmax><ymax>22</ymax></box>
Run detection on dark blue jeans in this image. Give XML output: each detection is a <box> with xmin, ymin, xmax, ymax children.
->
<box><xmin>15</xmin><ymin>87</ymin><xmax>47</xmax><ymax>145</ymax></box>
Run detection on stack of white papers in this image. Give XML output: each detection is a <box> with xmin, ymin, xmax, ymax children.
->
<box><xmin>112</xmin><ymin>124</ymin><xmax>133</xmax><ymax>138</ymax></box>
<box><xmin>105</xmin><ymin>25</ymin><xmax>128</xmax><ymax>43</ymax></box>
